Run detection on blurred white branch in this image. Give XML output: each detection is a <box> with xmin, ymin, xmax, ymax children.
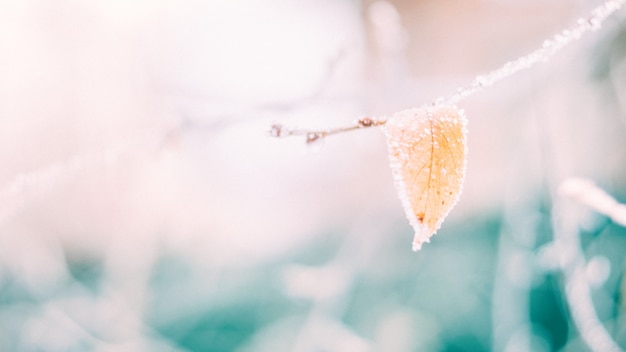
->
<box><xmin>551</xmin><ymin>203</ymin><xmax>622</xmax><ymax>352</ymax></box>
<box><xmin>552</xmin><ymin>178</ymin><xmax>626</xmax><ymax>352</ymax></box>
<box><xmin>559</xmin><ymin>177</ymin><xmax>626</xmax><ymax>227</ymax></box>
<box><xmin>0</xmin><ymin>130</ymin><xmax>164</xmax><ymax>227</ymax></box>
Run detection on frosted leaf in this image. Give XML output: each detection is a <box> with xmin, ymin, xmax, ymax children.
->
<box><xmin>384</xmin><ymin>105</ymin><xmax>467</xmax><ymax>251</ymax></box>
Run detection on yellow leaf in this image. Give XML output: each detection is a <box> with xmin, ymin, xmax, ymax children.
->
<box><xmin>385</xmin><ymin>105</ymin><xmax>467</xmax><ymax>251</ymax></box>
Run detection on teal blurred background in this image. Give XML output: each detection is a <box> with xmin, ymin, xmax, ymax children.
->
<box><xmin>0</xmin><ymin>0</ymin><xmax>626</xmax><ymax>351</ymax></box>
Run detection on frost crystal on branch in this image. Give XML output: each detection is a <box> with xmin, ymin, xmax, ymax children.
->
<box><xmin>445</xmin><ymin>0</ymin><xmax>626</xmax><ymax>105</ymax></box>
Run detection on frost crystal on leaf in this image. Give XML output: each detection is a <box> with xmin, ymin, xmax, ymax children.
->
<box><xmin>384</xmin><ymin>105</ymin><xmax>468</xmax><ymax>251</ymax></box>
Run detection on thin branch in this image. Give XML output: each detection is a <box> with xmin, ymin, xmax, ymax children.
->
<box><xmin>444</xmin><ymin>0</ymin><xmax>625</xmax><ymax>105</ymax></box>
<box><xmin>268</xmin><ymin>116</ymin><xmax>387</xmax><ymax>144</ymax></box>
<box><xmin>269</xmin><ymin>0</ymin><xmax>626</xmax><ymax>143</ymax></box>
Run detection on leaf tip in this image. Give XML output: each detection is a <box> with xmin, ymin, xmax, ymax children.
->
<box><xmin>411</xmin><ymin>224</ymin><xmax>433</xmax><ymax>251</ymax></box>
<box><xmin>411</xmin><ymin>237</ymin><xmax>427</xmax><ymax>251</ymax></box>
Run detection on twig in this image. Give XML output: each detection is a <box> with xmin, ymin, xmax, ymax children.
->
<box><xmin>268</xmin><ymin>117</ymin><xmax>387</xmax><ymax>144</ymax></box>
<box><xmin>269</xmin><ymin>0</ymin><xmax>626</xmax><ymax>143</ymax></box>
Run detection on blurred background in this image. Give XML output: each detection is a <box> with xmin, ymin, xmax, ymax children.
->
<box><xmin>0</xmin><ymin>0</ymin><xmax>626</xmax><ymax>351</ymax></box>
